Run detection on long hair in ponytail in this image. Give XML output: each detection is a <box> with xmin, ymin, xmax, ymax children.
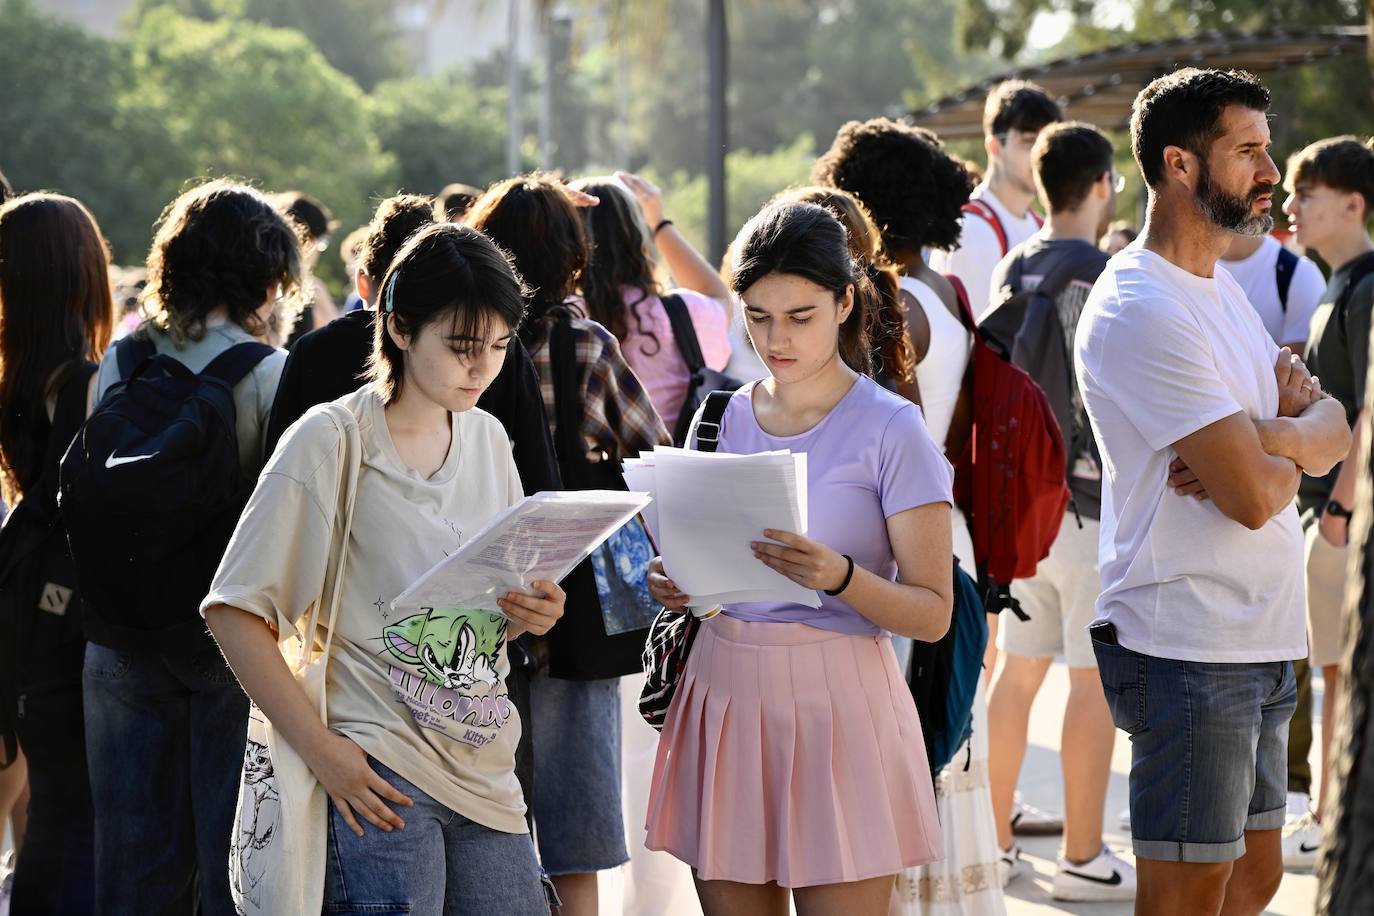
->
<box><xmin>778</xmin><ymin>186</ymin><xmax>913</xmax><ymax>384</ymax></box>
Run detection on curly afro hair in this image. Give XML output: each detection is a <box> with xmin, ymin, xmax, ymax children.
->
<box><xmin>812</xmin><ymin>118</ymin><xmax>974</xmax><ymax>254</ymax></box>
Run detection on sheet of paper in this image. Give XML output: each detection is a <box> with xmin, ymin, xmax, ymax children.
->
<box><xmin>620</xmin><ymin>462</ymin><xmax>659</xmax><ymax>544</ymax></box>
<box><xmin>652</xmin><ymin>449</ymin><xmax>819</xmax><ymax>608</ymax></box>
<box><xmin>392</xmin><ymin>490</ymin><xmax>651</xmax><ymax>616</ymax></box>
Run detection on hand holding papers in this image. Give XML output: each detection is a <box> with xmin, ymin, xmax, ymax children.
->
<box><xmin>624</xmin><ymin>447</ymin><xmax>819</xmax><ymax>608</ymax></box>
<box><xmin>393</xmin><ymin>491</ymin><xmax>651</xmax><ymax>616</ymax></box>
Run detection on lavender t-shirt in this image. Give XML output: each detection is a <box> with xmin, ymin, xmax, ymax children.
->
<box><xmin>691</xmin><ymin>375</ymin><xmax>954</xmax><ymax>636</ymax></box>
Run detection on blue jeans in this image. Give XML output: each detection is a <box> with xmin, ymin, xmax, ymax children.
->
<box><xmin>83</xmin><ymin>643</ymin><xmax>248</xmax><ymax>916</ymax></box>
<box><xmin>1093</xmin><ymin>637</ymin><xmax>1297</xmax><ymax>863</ymax></box>
<box><xmin>324</xmin><ymin>758</ymin><xmax>550</xmax><ymax>915</ymax></box>
<box><xmin>529</xmin><ymin>672</ymin><xmax>628</xmax><ymax>874</ymax></box>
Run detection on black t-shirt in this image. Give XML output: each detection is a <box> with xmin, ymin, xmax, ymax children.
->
<box><xmin>984</xmin><ymin>237</ymin><xmax>1109</xmax><ymax>520</ymax></box>
<box><xmin>264</xmin><ymin>309</ymin><xmax>561</xmax><ymax>495</ymax></box>
<box><xmin>1298</xmin><ymin>250</ymin><xmax>1374</xmax><ymax>516</ymax></box>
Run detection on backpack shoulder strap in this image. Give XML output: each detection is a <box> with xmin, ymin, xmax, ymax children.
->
<box><xmin>547</xmin><ymin>317</ymin><xmax>584</xmax><ymax>465</ymax></box>
<box><xmin>692</xmin><ymin>390</ymin><xmax>733</xmax><ymax>453</ymax></box>
<box><xmin>1275</xmin><ymin>246</ymin><xmax>1298</xmax><ymax>313</ymax></box>
<box><xmin>114</xmin><ymin>334</ymin><xmax>157</xmax><ymax>380</ymax></box>
<box><xmin>961</xmin><ymin>200</ymin><xmax>1008</xmax><ymax>256</ymax></box>
<box><xmin>660</xmin><ymin>293</ymin><xmax>706</xmax><ymax>374</ymax></box>
<box><xmin>200</xmin><ymin>341</ymin><xmax>278</xmax><ymax>387</ymax></box>
<box><xmin>944</xmin><ymin>273</ymin><xmax>981</xmax><ymax>344</ymax></box>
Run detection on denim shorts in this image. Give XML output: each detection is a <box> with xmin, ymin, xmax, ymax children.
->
<box><xmin>324</xmin><ymin>758</ymin><xmax>552</xmax><ymax>915</ymax></box>
<box><xmin>529</xmin><ymin>671</ymin><xmax>629</xmax><ymax>874</ymax></box>
<box><xmin>1093</xmin><ymin>636</ymin><xmax>1297</xmax><ymax>863</ymax></box>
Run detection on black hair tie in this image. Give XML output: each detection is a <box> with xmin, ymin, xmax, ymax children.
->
<box><xmin>825</xmin><ymin>554</ymin><xmax>855</xmax><ymax>596</ymax></box>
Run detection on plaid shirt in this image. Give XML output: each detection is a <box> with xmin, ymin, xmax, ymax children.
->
<box><xmin>530</xmin><ymin>315</ymin><xmax>671</xmax><ymax>460</ymax></box>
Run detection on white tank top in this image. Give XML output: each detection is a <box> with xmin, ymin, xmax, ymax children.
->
<box><xmin>899</xmin><ymin>275</ymin><xmax>971</xmax><ymax>446</ymax></box>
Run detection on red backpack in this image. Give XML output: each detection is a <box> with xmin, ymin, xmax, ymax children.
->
<box><xmin>944</xmin><ymin>274</ymin><xmax>1069</xmax><ymax>614</ymax></box>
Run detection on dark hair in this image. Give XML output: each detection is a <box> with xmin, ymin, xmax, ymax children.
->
<box><xmin>465</xmin><ymin>174</ymin><xmax>588</xmax><ymax>345</ymax></box>
<box><xmin>1033</xmin><ymin>121</ymin><xmax>1115</xmax><ymax>212</ymax></box>
<box><xmin>0</xmin><ymin>193</ymin><xmax>114</xmax><ymax>505</ymax></box>
<box><xmin>567</xmin><ymin>177</ymin><xmax>662</xmax><ymax>350</ymax></box>
<box><xmin>0</xmin><ymin>167</ymin><xmax>11</xmax><ymax>205</ymax></box>
<box><xmin>437</xmin><ymin>182</ymin><xmax>483</xmax><ymax>222</ymax></box>
<box><xmin>366</xmin><ymin>223</ymin><xmax>529</xmax><ymax>404</ymax></box>
<box><xmin>778</xmin><ymin>186</ymin><xmax>912</xmax><ymax>384</ymax></box>
<box><xmin>729</xmin><ymin>200</ymin><xmax>873</xmax><ymax>376</ymax></box>
<box><xmin>1106</xmin><ymin>221</ymin><xmax>1136</xmax><ymax>242</ymax></box>
<box><xmin>275</xmin><ymin>190</ymin><xmax>337</xmax><ymax>241</ymax></box>
<box><xmin>1130</xmin><ymin>68</ymin><xmax>1271</xmax><ymax>189</ymax></box>
<box><xmin>143</xmin><ymin>179</ymin><xmax>304</xmax><ymax>344</ymax></box>
<box><xmin>1285</xmin><ymin>136</ymin><xmax>1374</xmax><ymax>220</ymax></box>
<box><xmin>358</xmin><ymin>194</ymin><xmax>436</xmax><ymax>287</ymax></box>
<box><xmin>983</xmin><ymin>80</ymin><xmax>1062</xmax><ymax>138</ymax></box>
<box><xmin>812</xmin><ymin>117</ymin><xmax>974</xmax><ymax>254</ymax></box>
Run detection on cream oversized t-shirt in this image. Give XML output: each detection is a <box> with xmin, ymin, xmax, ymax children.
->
<box><xmin>203</xmin><ymin>386</ymin><xmax>529</xmax><ymax>832</ymax></box>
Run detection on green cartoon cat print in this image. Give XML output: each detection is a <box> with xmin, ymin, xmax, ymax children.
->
<box><xmin>383</xmin><ymin>607</ymin><xmax>512</xmax><ymax>745</ymax></box>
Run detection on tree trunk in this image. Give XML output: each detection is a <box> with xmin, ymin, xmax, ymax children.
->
<box><xmin>1319</xmin><ymin>399</ymin><xmax>1374</xmax><ymax>911</ymax></box>
<box><xmin>705</xmin><ymin>0</ymin><xmax>728</xmax><ymax>266</ymax></box>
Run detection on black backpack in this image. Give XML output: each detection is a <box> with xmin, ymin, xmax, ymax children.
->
<box><xmin>660</xmin><ymin>294</ymin><xmax>742</xmax><ymax>447</ymax></box>
<box><xmin>59</xmin><ymin>335</ymin><xmax>275</xmax><ymax>654</ymax></box>
<box><xmin>0</xmin><ymin>363</ymin><xmax>97</xmax><ymax>766</ymax></box>
<box><xmin>982</xmin><ymin>250</ymin><xmax>1101</xmax><ymax>485</ymax></box>
<box><xmin>1275</xmin><ymin>246</ymin><xmax>1298</xmax><ymax>312</ymax></box>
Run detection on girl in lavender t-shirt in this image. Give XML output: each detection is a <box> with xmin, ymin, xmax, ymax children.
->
<box><xmin>644</xmin><ymin>200</ymin><xmax>954</xmax><ymax>913</ymax></box>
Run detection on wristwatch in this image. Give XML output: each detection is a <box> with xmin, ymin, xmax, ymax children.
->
<box><xmin>1325</xmin><ymin>499</ymin><xmax>1354</xmax><ymax>522</ymax></box>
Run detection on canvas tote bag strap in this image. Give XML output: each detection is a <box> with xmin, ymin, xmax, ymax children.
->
<box><xmin>292</xmin><ymin>403</ymin><xmax>365</xmax><ymax>720</ymax></box>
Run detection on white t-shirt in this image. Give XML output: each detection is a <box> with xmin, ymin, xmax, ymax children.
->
<box><xmin>929</xmin><ymin>184</ymin><xmax>1042</xmax><ymax>319</ymax></box>
<box><xmin>1218</xmin><ymin>235</ymin><xmax>1326</xmax><ymax>347</ymax></box>
<box><xmin>203</xmin><ymin>386</ymin><xmax>530</xmax><ymax>832</ymax></box>
<box><xmin>1074</xmin><ymin>247</ymin><xmax>1306</xmax><ymax>663</ymax></box>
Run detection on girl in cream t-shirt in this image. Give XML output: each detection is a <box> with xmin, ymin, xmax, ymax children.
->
<box><xmin>203</xmin><ymin>224</ymin><xmax>565</xmax><ymax>915</ymax></box>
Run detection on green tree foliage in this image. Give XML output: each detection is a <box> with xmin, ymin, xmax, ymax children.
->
<box><xmin>131</xmin><ymin>0</ymin><xmax>412</xmax><ymax>90</ymax></box>
<box><xmin>124</xmin><ymin>8</ymin><xmax>393</xmax><ymax>243</ymax></box>
<box><xmin>644</xmin><ymin>135</ymin><xmax>818</xmax><ymax>255</ymax></box>
<box><xmin>366</xmin><ymin>74</ymin><xmax>513</xmax><ymax>195</ymax></box>
<box><xmin>0</xmin><ymin>0</ymin><xmax>173</xmax><ymax>260</ymax></box>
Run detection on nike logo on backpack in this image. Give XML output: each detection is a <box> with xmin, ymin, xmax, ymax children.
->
<box><xmin>1300</xmin><ymin>842</ymin><xmax>1321</xmax><ymax>854</ymax></box>
<box><xmin>1062</xmin><ymin>869</ymin><xmax>1123</xmax><ymax>886</ymax></box>
<box><xmin>105</xmin><ymin>450</ymin><xmax>159</xmax><ymax>468</ymax></box>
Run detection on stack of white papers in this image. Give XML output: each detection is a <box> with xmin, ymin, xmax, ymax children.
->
<box><xmin>392</xmin><ymin>490</ymin><xmax>652</xmax><ymax>616</ymax></box>
<box><xmin>623</xmin><ymin>447</ymin><xmax>818</xmax><ymax>609</ymax></box>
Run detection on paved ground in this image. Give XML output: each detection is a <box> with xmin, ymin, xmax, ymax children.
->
<box><xmin>1004</xmin><ymin>661</ymin><xmax>1320</xmax><ymax>915</ymax></box>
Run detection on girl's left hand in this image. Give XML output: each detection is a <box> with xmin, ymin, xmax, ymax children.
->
<box><xmin>498</xmin><ymin>580</ymin><xmax>566</xmax><ymax>637</ymax></box>
<box><xmin>751</xmin><ymin>529</ymin><xmax>850</xmax><ymax>593</ymax></box>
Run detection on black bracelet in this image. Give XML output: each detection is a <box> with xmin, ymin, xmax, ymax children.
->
<box><xmin>825</xmin><ymin>554</ymin><xmax>855</xmax><ymax>596</ymax></box>
<box><xmin>652</xmin><ymin>218</ymin><xmax>674</xmax><ymax>236</ymax></box>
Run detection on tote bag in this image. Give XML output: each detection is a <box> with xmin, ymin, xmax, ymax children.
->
<box><xmin>229</xmin><ymin>403</ymin><xmax>363</xmax><ymax>915</ymax></box>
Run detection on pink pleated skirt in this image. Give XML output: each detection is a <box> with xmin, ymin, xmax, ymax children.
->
<box><xmin>644</xmin><ymin>614</ymin><xmax>943</xmax><ymax>888</ymax></box>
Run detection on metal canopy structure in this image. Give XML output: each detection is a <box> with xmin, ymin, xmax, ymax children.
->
<box><xmin>909</xmin><ymin>27</ymin><xmax>1370</xmax><ymax>138</ymax></box>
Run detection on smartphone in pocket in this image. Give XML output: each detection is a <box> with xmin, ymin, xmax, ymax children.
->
<box><xmin>1088</xmin><ymin>620</ymin><xmax>1120</xmax><ymax>646</ymax></box>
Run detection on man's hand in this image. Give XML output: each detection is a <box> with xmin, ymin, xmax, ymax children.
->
<box><xmin>1275</xmin><ymin>347</ymin><xmax>1324</xmax><ymax>418</ymax></box>
<box><xmin>1169</xmin><ymin>456</ymin><xmax>1210</xmax><ymax>501</ymax></box>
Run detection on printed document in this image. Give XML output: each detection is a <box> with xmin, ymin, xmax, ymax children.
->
<box><xmin>393</xmin><ymin>490</ymin><xmax>651</xmax><ymax>615</ymax></box>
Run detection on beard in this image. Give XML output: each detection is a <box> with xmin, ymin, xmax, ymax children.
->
<box><xmin>1196</xmin><ymin>160</ymin><xmax>1274</xmax><ymax>236</ymax></box>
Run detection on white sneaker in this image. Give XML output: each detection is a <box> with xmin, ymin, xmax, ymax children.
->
<box><xmin>1010</xmin><ymin>791</ymin><xmax>1064</xmax><ymax>836</ymax></box>
<box><xmin>1282</xmin><ymin>811</ymin><xmax>1323</xmax><ymax>868</ymax></box>
<box><xmin>1052</xmin><ymin>846</ymin><xmax>1137</xmax><ymax>902</ymax></box>
<box><xmin>998</xmin><ymin>842</ymin><xmax>1030</xmax><ymax>888</ymax></box>
<box><xmin>1119</xmin><ymin>806</ymin><xmax>1131</xmax><ymax>831</ymax></box>
<box><xmin>1287</xmin><ymin>791</ymin><xmax>1313</xmax><ymax>818</ymax></box>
